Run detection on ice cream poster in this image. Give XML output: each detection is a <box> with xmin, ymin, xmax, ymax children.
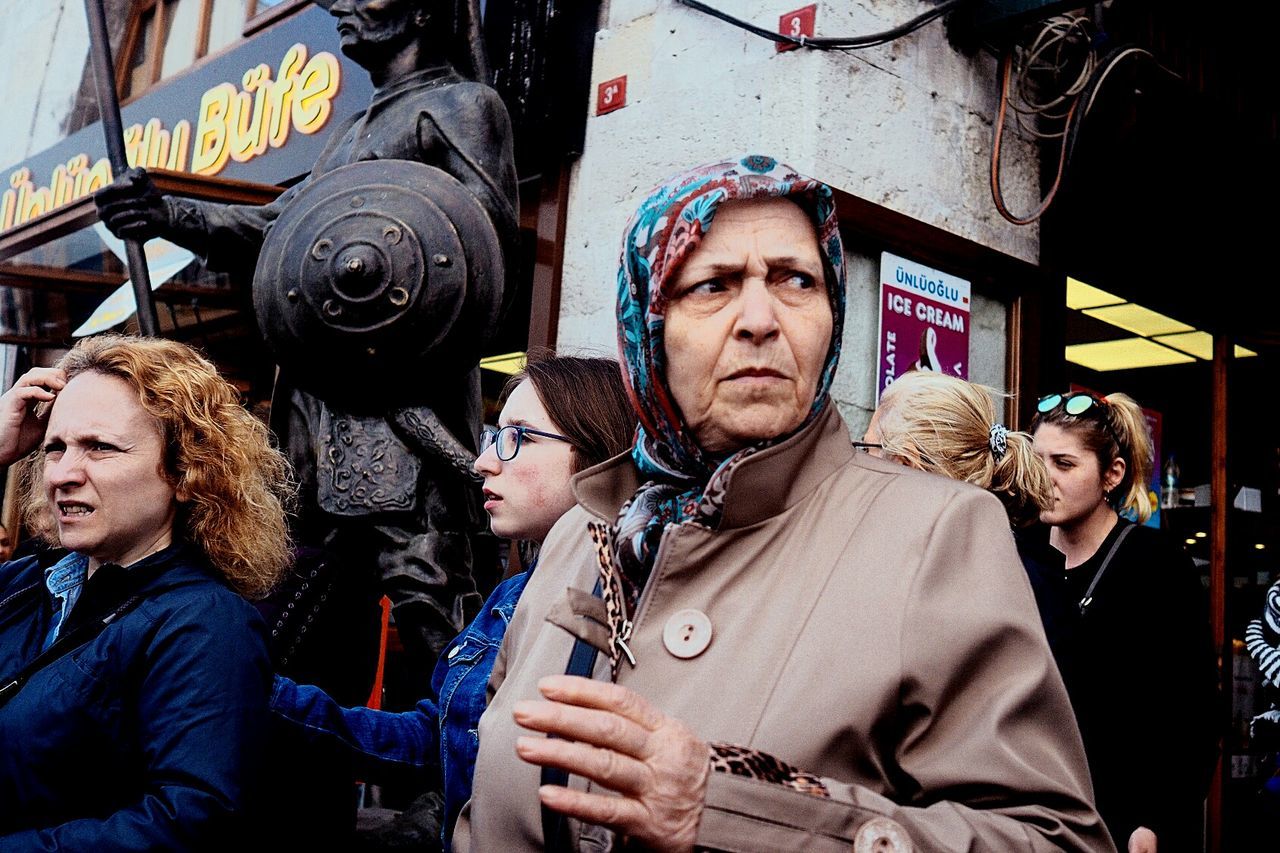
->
<box><xmin>876</xmin><ymin>252</ymin><xmax>971</xmax><ymax>402</ymax></box>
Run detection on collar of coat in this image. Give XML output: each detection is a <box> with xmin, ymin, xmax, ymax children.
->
<box><xmin>571</xmin><ymin>399</ymin><xmax>897</xmax><ymax>530</ymax></box>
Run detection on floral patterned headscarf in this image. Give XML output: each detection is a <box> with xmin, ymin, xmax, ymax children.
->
<box><xmin>595</xmin><ymin>156</ymin><xmax>846</xmax><ymax>672</ymax></box>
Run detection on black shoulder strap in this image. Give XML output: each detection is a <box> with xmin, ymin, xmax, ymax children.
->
<box><xmin>0</xmin><ymin>593</ymin><xmax>142</xmax><ymax>709</ymax></box>
<box><xmin>541</xmin><ymin>578</ymin><xmax>604</xmax><ymax>853</ymax></box>
<box><xmin>1078</xmin><ymin>521</ymin><xmax>1136</xmax><ymax>616</ymax></box>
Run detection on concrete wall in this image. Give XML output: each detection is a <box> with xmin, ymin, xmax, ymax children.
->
<box><xmin>0</xmin><ymin>0</ymin><xmax>91</xmax><ymax>168</ymax></box>
<box><xmin>557</xmin><ymin>0</ymin><xmax>1033</xmax><ymax>435</ymax></box>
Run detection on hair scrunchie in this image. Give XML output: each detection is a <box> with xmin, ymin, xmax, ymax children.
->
<box><xmin>989</xmin><ymin>423</ymin><xmax>1009</xmax><ymax>460</ymax></box>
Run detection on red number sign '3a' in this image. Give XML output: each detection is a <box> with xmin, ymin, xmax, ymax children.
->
<box><xmin>596</xmin><ymin>75</ymin><xmax>628</xmax><ymax>116</ymax></box>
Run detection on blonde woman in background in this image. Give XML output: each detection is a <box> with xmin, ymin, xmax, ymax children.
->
<box><xmin>865</xmin><ymin>370</ymin><xmax>1052</xmax><ymax>529</ymax></box>
<box><xmin>1028</xmin><ymin>390</ymin><xmax>1218</xmax><ymax>853</ymax></box>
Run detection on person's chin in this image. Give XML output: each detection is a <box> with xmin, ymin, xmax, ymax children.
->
<box><xmin>55</xmin><ymin>533</ymin><xmax>94</xmax><ymax>556</ymax></box>
<box><xmin>720</xmin><ymin>401</ymin><xmax>805</xmax><ymax>440</ymax></box>
<box><xmin>1039</xmin><ymin>508</ymin><xmax>1075</xmax><ymax>527</ymax></box>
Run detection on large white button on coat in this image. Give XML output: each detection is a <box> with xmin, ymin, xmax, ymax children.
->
<box><xmin>663</xmin><ymin>609</ymin><xmax>713</xmax><ymax>659</ymax></box>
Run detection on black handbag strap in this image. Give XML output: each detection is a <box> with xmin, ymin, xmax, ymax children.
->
<box><xmin>0</xmin><ymin>593</ymin><xmax>142</xmax><ymax>708</ymax></box>
<box><xmin>541</xmin><ymin>578</ymin><xmax>604</xmax><ymax>853</ymax></box>
<box><xmin>1078</xmin><ymin>521</ymin><xmax>1135</xmax><ymax>616</ymax></box>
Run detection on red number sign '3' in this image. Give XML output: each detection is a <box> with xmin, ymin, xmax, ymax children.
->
<box><xmin>777</xmin><ymin>5</ymin><xmax>817</xmax><ymax>53</ymax></box>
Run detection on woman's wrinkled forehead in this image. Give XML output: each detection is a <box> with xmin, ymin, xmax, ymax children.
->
<box><xmin>621</xmin><ymin>158</ymin><xmax>844</xmax><ymax>306</ymax></box>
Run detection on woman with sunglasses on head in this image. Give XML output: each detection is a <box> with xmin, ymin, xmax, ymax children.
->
<box><xmin>270</xmin><ymin>352</ymin><xmax>634</xmax><ymax>851</ymax></box>
<box><xmin>1030</xmin><ymin>390</ymin><xmax>1217</xmax><ymax>853</ymax></box>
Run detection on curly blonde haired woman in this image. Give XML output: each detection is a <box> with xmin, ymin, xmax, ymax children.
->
<box><xmin>0</xmin><ymin>334</ymin><xmax>292</xmax><ymax>850</ymax></box>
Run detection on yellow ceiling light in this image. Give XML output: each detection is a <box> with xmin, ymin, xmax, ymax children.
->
<box><xmin>1083</xmin><ymin>303</ymin><xmax>1195</xmax><ymax>337</ymax></box>
<box><xmin>1151</xmin><ymin>331</ymin><xmax>1260</xmax><ymax>361</ymax></box>
<box><xmin>1066</xmin><ymin>277</ymin><xmax>1125</xmax><ymax>310</ymax></box>
<box><xmin>1151</xmin><ymin>331</ymin><xmax>1213</xmax><ymax>359</ymax></box>
<box><xmin>479</xmin><ymin>351</ymin><xmax>527</xmax><ymax>375</ymax></box>
<box><xmin>1065</xmin><ymin>338</ymin><xmax>1195</xmax><ymax>372</ymax></box>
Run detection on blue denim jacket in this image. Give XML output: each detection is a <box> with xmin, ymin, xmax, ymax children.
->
<box><xmin>271</xmin><ymin>570</ymin><xmax>530</xmax><ymax>848</ymax></box>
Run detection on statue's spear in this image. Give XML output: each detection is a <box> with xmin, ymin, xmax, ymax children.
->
<box><xmin>82</xmin><ymin>0</ymin><xmax>160</xmax><ymax>337</ymax></box>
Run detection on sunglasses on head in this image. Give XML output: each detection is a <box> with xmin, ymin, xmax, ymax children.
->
<box><xmin>1036</xmin><ymin>391</ymin><xmax>1108</xmax><ymax>417</ymax></box>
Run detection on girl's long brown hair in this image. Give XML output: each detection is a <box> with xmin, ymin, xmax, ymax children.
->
<box><xmin>502</xmin><ymin>350</ymin><xmax>635</xmax><ymax>472</ymax></box>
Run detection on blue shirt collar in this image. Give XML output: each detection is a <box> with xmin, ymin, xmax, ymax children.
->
<box><xmin>43</xmin><ymin>552</ymin><xmax>90</xmax><ymax>649</ymax></box>
<box><xmin>44</xmin><ymin>552</ymin><xmax>89</xmax><ymax>597</ymax></box>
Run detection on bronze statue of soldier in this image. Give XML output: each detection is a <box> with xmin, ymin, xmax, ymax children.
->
<box><xmin>97</xmin><ymin>0</ymin><xmax>517</xmax><ymax>703</ymax></box>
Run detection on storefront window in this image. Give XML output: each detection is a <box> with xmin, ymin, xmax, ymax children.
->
<box><xmin>209</xmin><ymin>0</ymin><xmax>253</xmax><ymax>53</ymax></box>
<box><xmin>245</xmin><ymin>0</ymin><xmax>308</xmax><ymax>32</ymax></box>
<box><xmin>159</xmin><ymin>0</ymin><xmax>203</xmax><ymax>79</ymax></box>
<box><xmin>122</xmin><ymin>0</ymin><xmax>268</xmax><ymax>99</ymax></box>
<box><xmin>124</xmin><ymin>4</ymin><xmax>157</xmax><ymax>98</ymax></box>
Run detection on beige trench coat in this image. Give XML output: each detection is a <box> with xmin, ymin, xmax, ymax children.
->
<box><xmin>456</xmin><ymin>403</ymin><xmax>1114</xmax><ymax>852</ymax></box>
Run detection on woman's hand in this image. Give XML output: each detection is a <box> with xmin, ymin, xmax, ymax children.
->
<box><xmin>1128</xmin><ymin>826</ymin><xmax>1157</xmax><ymax>853</ymax></box>
<box><xmin>0</xmin><ymin>368</ymin><xmax>66</xmax><ymax>465</ymax></box>
<box><xmin>514</xmin><ymin>675</ymin><xmax>710</xmax><ymax>853</ymax></box>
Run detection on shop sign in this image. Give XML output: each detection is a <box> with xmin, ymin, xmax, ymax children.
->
<box><xmin>0</xmin><ymin>5</ymin><xmax>374</xmax><ymax>236</ymax></box>
<box><xmin>876</xmin><ymin>251</ymin><xmax>971</xmax><ymax>402</ymax></box>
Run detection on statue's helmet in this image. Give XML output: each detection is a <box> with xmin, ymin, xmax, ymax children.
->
<box><xmin>252</xmin><ymin>160</ymin><xmax>504</xmax><ymax>409</ymax></box>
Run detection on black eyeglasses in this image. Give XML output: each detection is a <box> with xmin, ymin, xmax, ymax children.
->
<box><xmin>1036</xmin><ymin>391</ymin><xmax>1108</xmax><ymax>417</ymax></box>
<box><xmin>852</xmin><ymin>441</ymin><xmax>882</xmax><ymax>453</ymax></box>
<box><xmin>480</xmin><ymin>425</ymin><xmax>573</xmax><ymax>461</ymax></box>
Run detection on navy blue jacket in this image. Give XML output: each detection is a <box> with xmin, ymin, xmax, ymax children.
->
<box><xmin>0</xmin><ymin>544</ymin><xmax>271</xmax><ymax>851</ymax></box>
<box><xmin>272</xmin><ymin>570</ymin><xmax>530</xmax><ymax>849</ymax></box>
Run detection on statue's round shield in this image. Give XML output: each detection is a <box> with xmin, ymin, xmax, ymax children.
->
<box><xmin>253</xmin><ymin>160</ymin><xmax>504</xmax><ymax>406</ymax></box>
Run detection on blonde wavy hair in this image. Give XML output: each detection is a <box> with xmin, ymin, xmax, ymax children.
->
<box><xmin>876</xmin><ymin>371</ymin><xmax>1052</xmax><ymax>528</ymax></box>
<box><xmin>20</xmin><ymin>335</ymin><xmax>293</xmax><ymax>598</ymax></box>
<box><xmin>1031</xmin><ymin>390</ymin><xmax>1154</xmax><ymax>523</ymax></box>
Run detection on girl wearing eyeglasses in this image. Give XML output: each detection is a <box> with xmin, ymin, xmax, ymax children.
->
<box><xmin>270</xmin><ymin>353</ymin><xmax>635</xmax><ymax>851</ymax></box>
<box><xmin>1030</xmin><ymin>391</ymin><xmax>1217</xmax><ymax>853</ymax></box>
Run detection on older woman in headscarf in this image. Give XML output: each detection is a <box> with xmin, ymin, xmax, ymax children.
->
<box><xmin>456</xmin><ymin>156</ymin><xmax>1113</xmax><ymax>852</ymax></box>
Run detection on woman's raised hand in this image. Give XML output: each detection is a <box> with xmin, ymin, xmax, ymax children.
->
<box><xmin>514</xmin><ymin>675</ymin><xmax>710</xmax><ymax>853</ymax></box>
<box><xmin>0</xmin><ymin>368</ymin><xmax>66</xmax><ymax>465</ymax></box>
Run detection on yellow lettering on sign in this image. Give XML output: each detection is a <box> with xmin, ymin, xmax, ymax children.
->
<box><xmin>168</xmin><ymin>121</ymin><xmax>191</xmax><ymax>171</ymax></box>
<box><xmin>0</xmin><ymin>43</ymin><xmax>343</xmax><ymax>232</ymax></box>
<box><xmin>228</xmin><ymin>64</ymin><xmax>272</xmax><ymax>163</ymax></box>
<box><xmin>192</xmin><ymin>83</ymin><xmax>235</xmax><ymax>176</ymax></box>
<box><xmin>293</xmin><ymin>51</ymin><xmax>339</xmax><ymax>134</ymax></box>
<box><xmin>267</xmin><ymin>44</ymin><xmax>307</xmax><ymax>148</ymax></box>
<box><xmin>81</xmin><ymin>157</ymin><xmax>113</xmax><ymax>195</ymax></box>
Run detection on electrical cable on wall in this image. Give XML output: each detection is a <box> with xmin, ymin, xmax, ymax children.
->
<box><xmin>677</xmin><ymin>0</ymin><xmax>968</xmax><ymax>52</ymax></box>
<box><xmin>676</xmin><ymin>2</ymin><xmax>1168</xmax><ymax>227</ymax></box>
<box><xmin>991</xmin><ymin>13</ymin><xmax>1161</xmax><ymax>225</ymax></box>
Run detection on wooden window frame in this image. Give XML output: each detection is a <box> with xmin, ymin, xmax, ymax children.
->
<box><xmin>116</xmin><ymin>0</ymin><xmax>249</xmax><ymax>99</ymax></box>
<box><xmin>245</xmin><ymin>0</ymin><xmax>310</xmax><ymax>36</ymax></box>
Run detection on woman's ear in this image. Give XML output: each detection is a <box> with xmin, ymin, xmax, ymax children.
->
<box><xmin>1102</xmin><ymin>456</ymin><xmax>1126</xmax><ymax>496</ymax></box>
